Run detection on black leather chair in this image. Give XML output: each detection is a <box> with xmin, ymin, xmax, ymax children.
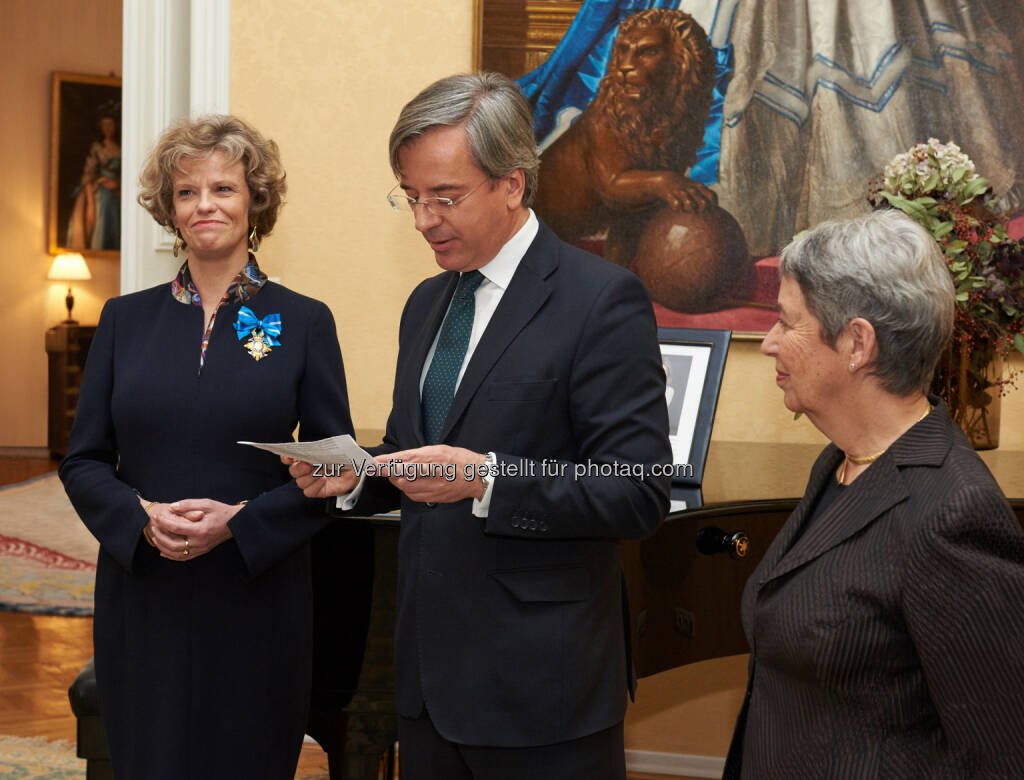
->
<box><xmin>67</xmin><ymin>658</ymin><xmax>112</xmax><ymax>780</ymax></box>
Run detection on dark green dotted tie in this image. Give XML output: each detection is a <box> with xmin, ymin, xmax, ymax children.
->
<box><xmin>422</xmin><ymin>270</ymin><xmax>485</xmax><ymax>444</ymax></box>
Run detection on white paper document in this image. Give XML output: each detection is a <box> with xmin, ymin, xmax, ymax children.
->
<box><xmin>238</xmin><ymin>434</ymin><xmax>373</xmax><ymax>469</ymax></box>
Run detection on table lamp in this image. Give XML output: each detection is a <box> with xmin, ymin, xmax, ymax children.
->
<box><xmin>48</xmin><ymin>252</ymin><xmax>92</xmax><ymax>324</ymax></box>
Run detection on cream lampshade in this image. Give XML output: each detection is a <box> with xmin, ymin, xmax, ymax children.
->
<box><xmin>48</xmin><ymin>252</ymin><xmax>92</xmax><ymax>323</ymax></box>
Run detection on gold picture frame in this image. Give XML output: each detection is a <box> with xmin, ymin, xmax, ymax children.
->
<box><xmin>474</xmin><ymin>1</ymin><xmax>582</xmax><ymax>78</ymax></box>
<box><xmin>48</xmin><ymin>71</ymin><xmax>122</xmax><ymax>259</ymax></box>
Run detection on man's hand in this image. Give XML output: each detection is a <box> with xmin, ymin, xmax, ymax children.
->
<box><xmin>376</xmin><ymin>445</ymin><xmax>487</xmax><ymax>504</ymax></box>
<box><xmin>283</xmin><ymin>457</ymin><xmax>358</xmax><ymax>498</ymax></box>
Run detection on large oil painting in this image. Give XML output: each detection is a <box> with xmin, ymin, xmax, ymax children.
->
<box><xmin>476</xmin><ymin>0</ymin><xmax>1024</xmax><ymax>335</ymax></box>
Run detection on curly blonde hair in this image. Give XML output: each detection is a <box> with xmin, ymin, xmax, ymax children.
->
<box><xmin>137</xmin><ymin>115</ymin><xmax>286</xmax><ymax>245</ymax></box>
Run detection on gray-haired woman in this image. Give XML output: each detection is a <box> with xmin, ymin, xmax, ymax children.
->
<box><xmin>724</xmin><ymin>208</ymin><xmax>1024</xmax><ymax>778</ymax></box>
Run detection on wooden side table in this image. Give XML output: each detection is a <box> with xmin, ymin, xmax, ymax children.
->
<box><xmin>45</xmin><ymin>323</ymin><xmax>96</xmax><ymax>458</ymax></box>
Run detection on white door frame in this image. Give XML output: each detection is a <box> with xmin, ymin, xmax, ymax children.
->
<box><xmin>121</xmin><ymin>0</ymin><xmax>231</xmax><ymax>293</ymax></box>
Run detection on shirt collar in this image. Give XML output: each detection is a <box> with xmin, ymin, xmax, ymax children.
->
<box><xmin>473</xmin><ymin>209</ymin><xmax>538</xmax><ymax>290</ymax></box>
<box><xmin>170</xmin><ymin>254</ymin><xmax>268</xmax><ymax>307</ymax></box>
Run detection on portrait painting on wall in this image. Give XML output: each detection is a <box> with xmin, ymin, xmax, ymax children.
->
<box><xmin>49</xmin><ymin>72</ymin><xmax>122</xmax><ymax>258</ymax></box>
<box><xmin>477</xmin><ymin>0</ymin><xmax>1024</xmax><ymax>335</ymax></box>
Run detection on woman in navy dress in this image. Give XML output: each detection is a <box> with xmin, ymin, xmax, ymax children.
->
<box><xmin>60</xmin><ymin>115</ymin><xmax>353</xmax><ymax>779</ymax></box>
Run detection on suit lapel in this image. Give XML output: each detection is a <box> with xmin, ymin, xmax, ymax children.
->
<box><xmin>762</xmin><ymin>458</ymin><xmax>908</xmax><ymax>585</ymax></box>
<box><xmin>439</xmin><ymin>226</ymin><xmax>557</xmax><ymax>443</ymax></box>
<box><xmin>758</xmin><ymin>401</ymin><xmax>953</xmax><ymax>589</ymax></box>
<box><xmin>755</xmin><ymin>446</ymin><xmax>840</xmax><ymax>589</ymax></box>
<box><xmin>403</xmin><ymin>273</ymin><xmax>459</xmax><ymax>446</ymax></box>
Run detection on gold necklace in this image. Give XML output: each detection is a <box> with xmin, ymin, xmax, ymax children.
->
<box><xmin>837</xmin><ymin>403</ymin><xmax>931</xmax><ymax>485</ymax></box>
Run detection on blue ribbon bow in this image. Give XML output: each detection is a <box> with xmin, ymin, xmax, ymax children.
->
<box><xmin>234</xmin><ymin>306</ymin><xmax>282</xmax><ymax>346</ymax></box>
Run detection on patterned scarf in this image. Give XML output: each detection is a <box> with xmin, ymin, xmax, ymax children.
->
<box><xmin>170</xmin><ymin>255</ymin><xmax>268</xmax><ymax>369</ymax></box>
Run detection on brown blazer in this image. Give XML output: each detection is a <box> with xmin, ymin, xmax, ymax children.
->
<box><xmin>724</xmin><ymin>401</ymin><xmax>1024</xmax><ymax>779</ymax></box>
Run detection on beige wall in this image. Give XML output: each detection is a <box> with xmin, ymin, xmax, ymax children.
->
<box><xmin>231</xmin><ymin>0</ymin><xmax>476</xmax><ymax>433</ymax></box>
<box><xmin>714</xmin><ymin>345</ymin><xmax>1024</xmax><ymax>450</ymax></box>
<box><xmin>1</xmin><ymin>0</ymin><xmax>122</xmax><ymax>448</ymax></box>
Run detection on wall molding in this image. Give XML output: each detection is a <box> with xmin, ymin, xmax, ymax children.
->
<box><xmin>190</xmin><ymin>0</ymin><xmax>231</xmax><ymax>116</ymax></box>
<box><xmin>121</xmin><ymin>0</ymin><xmax>231</xmax><ymax>294</ymax></box>
<box><xmin>625</xmin><ymin>748</ymin><xmax>726</xmax><ymax>778</ymax></box>
<box><xmin>0</xmin><ymin>447</ymin><xmax>51</xmax><ymax>459</ymax></box>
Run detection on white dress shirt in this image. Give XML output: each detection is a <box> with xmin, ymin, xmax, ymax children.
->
<box><xmin>338</xmin><ymin>211</ymin><xmax>540</xmax><ymax>515</ymax></box>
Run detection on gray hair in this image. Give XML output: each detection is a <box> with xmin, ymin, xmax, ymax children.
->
<box><xmin>388</xmin><ymin>72</ymin><xmax>540</xmax><ymax>207</ymax></box>
<box><xmin>780</xmin><ymin>209</ymin><xmax>954</xmax><ymax>396</ymax></box>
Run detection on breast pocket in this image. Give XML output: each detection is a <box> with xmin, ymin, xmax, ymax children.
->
<box><xmin>487</xmin><ymin>378</ymin><xmax>559</xmax><ymax>402</ymax></box>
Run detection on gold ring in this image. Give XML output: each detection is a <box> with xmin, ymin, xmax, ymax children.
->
<box><xmin>183</xmin><ymin>537</ymin><xmax>190</xmax><ymax>557</ymax></box>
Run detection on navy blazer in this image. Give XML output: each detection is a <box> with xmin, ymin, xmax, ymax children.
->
<box><xmin>724</xmin><ymin>401</ymin><xmax>1024</xmax><ymax>779</ymax></box>
<box><xmin>349</xmin><ymin>221</ymin><xmax>672</xmax><ymax>747</ymax></box>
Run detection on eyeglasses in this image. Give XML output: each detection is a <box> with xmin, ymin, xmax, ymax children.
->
<box><xmin>387</xmin><ymin>178</ymin><xmax>489</xmax><ymax>216</ymax></box>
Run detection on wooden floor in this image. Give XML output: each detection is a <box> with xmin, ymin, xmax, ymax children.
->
<box><xmin>0</xmin><ymin>455</ymin><xmax>91</xmax><ymax>744</ymax></box>
<box><xmin>0</xmin><ymin>455</ymin><xmax>679</xmax><ymax>779</ymax></box>
<box><xmin>0</xmin><ymin>610</ymin><xmax>93</xmax><ymax>742</ymax></box>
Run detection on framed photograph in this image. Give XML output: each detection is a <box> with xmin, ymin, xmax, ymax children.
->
<box><xmin>48</xmin><ymin>71</ymin><xmax>121</xmax><ymax>258</ymax></box>
<box><xmin>658</xmin><ymin>328</ymin><xmax>730</xmax><ymax>494</ymax></box>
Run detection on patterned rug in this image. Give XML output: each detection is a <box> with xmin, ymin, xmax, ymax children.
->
<box><xmin>0</xmin><ymin>735</ymin><xmax>84</xmax><ymax>778</ymax></box>
<box><xmin>0</xmin><ymin>474</ymin><xmax>97</xmax><ymax>615</ymax></box>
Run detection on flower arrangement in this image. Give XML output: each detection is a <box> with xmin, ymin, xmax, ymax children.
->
<box><xmin>868</xmin><ymin>139</ymin><xmax>1024</xmax><ymax>447</ymax></box>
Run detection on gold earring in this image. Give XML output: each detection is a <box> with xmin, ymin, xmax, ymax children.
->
<box><xmin>173</xmin><ymin>229</ymin><xmax>184</xmax><ymax>257</ymax></box>
<box><xmin>248</xmin><ymin>226</ymin><xmax>260</xmax><ymax>254</ymax></box>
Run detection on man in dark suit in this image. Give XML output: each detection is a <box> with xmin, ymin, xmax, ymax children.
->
<box><xmin>290</xmin><ymin>72</ymin><xmax>671</xmax><ymax>779</ymax></box>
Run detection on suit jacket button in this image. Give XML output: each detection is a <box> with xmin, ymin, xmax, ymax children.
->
<box><xmin>529</xmin><ymin>519</ymin><xmax>538</xmax><ymax>530</ymax></box>
<box><xmin>425</xmin><ymin>502</ymin><xmax>436</xmax><ymax>508</ymax></box>
<box><xmin>539</xmin><ymin>521</ymin><xmax>548</xmax><ymax>532</ymax></box>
